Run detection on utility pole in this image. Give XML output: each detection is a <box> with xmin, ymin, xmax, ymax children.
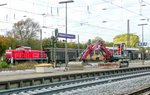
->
<box><xmin>59</xmin><ymin>0</ymin><xmax>74</xmax><ymax>69</ymax></box>
<box><xmin>54</xmin><ymin>28</ymin><xmax>58</xmax><ymax>67</ymax></box>
<box><xmin>77</xmin><ymin>35</ymin><xmax>80</xmax><ymax>57</ymax></box>
<box><xmin>127</xmin><ymin>19</ymin><xmax>130</xmax><ymax>48</ymax></box>
<box><xmin>50</xmin><ymin>33</ymin><xmax>54</xmax><ymax>64</ymax></box>
<box><xmin>138</xmin><ymin>23</ymin><xmax>148</xmax><ymax>65</ymax></box>
<box><xmin>53</xmin><ymin>38</ymin><xmax>56</xmax><ymax>67</ymax></box>
<box><xmin>40</xmin><ymin>29</ymin><xmax>43</xmax><ymax>63</ymax></box>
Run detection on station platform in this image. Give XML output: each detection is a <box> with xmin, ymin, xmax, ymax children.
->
<box><xmin>0</xmin><ymin>61</ymin><xmax>150</xmax><ymax>82</ymax></box>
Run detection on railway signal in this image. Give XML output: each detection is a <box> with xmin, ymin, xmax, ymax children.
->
<box><xmin>55</xmin><ymin>28</ymin><xmax>58</xmax><ymax>39</ymax></box>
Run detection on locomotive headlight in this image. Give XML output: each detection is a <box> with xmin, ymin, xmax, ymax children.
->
<box><xmin>6</xmin><ymin>51</ymin><xmax>12</xmax><ymax>54</ymax></box>
<box><xmin>5</xmin><ymin>51</ymin><xmax>12</xmax><ymax>58</ymax></box>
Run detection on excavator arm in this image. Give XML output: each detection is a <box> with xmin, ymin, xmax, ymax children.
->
<box><xmin>81</xmin><ymin>44</ymin><xmax>93</xmax><ymax>60</ymax></box>
<box><xmin>81</xmin><ymin>40</ymin><xmax>114</xmax><ymax>62</ymax></box>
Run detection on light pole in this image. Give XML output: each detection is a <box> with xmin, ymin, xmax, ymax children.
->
<box><xmin>138</xmin><ymin>23</ymin><xmax>147</xmax><ymax>65</ymax></box>
<box><xmin>127</xmin><ymin>19</ymin><xmax>130</xmax><ymax>48</ymax></box>
<box><xmin>39</xmin><ymin>29</ymin><xmax>43</xmax><ymax>63</ymax></box>
<box><xmin>59</xmin><ymin>0</ymin><xmax>74</xmax><ymax>69</ymax></box>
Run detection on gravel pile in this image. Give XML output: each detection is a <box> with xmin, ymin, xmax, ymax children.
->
<box><xmin>58</xmin><ymin>75</ymin><xmax>150</xmax><ymax>95</ymax></box>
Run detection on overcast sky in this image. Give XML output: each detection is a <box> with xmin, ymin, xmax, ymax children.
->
<box><xmin>0</xmin><ymin>0</ymin><xmax>150</xmax><ymax>46</ymax></box>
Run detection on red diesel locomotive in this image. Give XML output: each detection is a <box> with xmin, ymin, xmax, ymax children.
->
<box><xmin>5</xmin><ymin>46</ymin><xmax>48</xmax><ymax>64</ymax></box>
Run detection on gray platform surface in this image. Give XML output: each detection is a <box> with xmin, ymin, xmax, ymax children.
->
<box><xmin>0</xmin><ymin>60</ymin><xmax>149</xmax><ymax>82</ymax></box>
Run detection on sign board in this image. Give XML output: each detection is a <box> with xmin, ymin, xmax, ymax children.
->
<box><xmin>58</xmin><ymin>33</ymin><xmax>75</xmax><ymax>39</ymax></box>
<box><xmin>138</xmin><ymin>42</ymin><xmax>147</xmax><ymax>46</ymax></box>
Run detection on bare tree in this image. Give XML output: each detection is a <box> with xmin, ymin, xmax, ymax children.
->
<box><xmin>7</xmin><ymin>18</ymin><xmax>40</xmax><ymax>45</ymax></box>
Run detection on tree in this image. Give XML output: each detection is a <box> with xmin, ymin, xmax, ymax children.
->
<box><xmin>113</xmin><ymin>33</ymin><xmax>139</xmax><ymax>47</ymax></box>
<box><xmin>42</xmin><ymin>38</ymin><xmax>52</xmax><ymax>48</ymax></box>
<box><xmin>0</xmin><ymin>36</ymin><xmax>8</xmax><ymax>56</ymax></box>
<box><xmin>105</xmin><ymin>42</ymin><xmax>113</xmax><ymax>47</ymax></box>
<box><xmin>26</xmin><ymin>39</ymin><xmax>41</xmax><ymax>50</ymax></box>
<box><xmin>0</xmin><ymin>36</ymin><xmax>16</xmax><ymax>56</ymax></box>
<box><xmin>68</xmin><ymin>42</ymin><xmax>76</xmax><ymax>48</ymax></box>
<box><xmin>7</xmin><ymin>36</ymin><xmax>17</xmax><ymax>49</ymax></box>
<box><xmin>88</xmin><ymin>38</ymin><xmax>113</xmax><ymax>47</ymax></box>
<box><xmin>57</xmin><ymin>40</ymin><xmax>65</xmax><ymax>48</ymax></box>
<box><xmin>7</xmin><ymin>18</ymin><xmax>40</xmax><ymax>46</ymax></box>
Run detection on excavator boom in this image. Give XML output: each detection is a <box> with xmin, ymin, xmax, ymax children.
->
<box><xmin>81</xmin><ymin>40</ymin><xmax>113</xmax><ymax>62</ymax></box>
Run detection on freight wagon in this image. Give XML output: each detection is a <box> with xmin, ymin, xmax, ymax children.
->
<box><xmin>44</xmin><ymin>48</ymin><xmax>83</xmax><ymax>63</ymax></box>
<box><xmin>44</xmin><ymin>47</ymin><xmax>147</xmax><ymax>64</ymax></box>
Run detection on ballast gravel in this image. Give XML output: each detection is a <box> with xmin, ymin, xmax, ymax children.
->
<box><xmin>58</xmin><ymin>75</ymin><xmax>150</xmax><ymax>95</ymax></box>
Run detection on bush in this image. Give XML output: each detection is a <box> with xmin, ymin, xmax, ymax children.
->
<box><xmin>0</xmin><ymin>61</ymin><xmax>38</xmax><ymax>70</ymax></box>
<box><xmin>10</xmin><ymin>62</ymin><xmax>38</xmax><ymax>70</ymax></box>
<box><xmin>0</xmin><ymin>61</ymin><xmax>9</xmax><ymax>69</ymax></box>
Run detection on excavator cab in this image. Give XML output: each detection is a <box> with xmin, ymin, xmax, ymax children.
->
<box><xmin>113</xmin><ymin>43</ymin><xmax>125</xmax><ymax>58</ymax></box>
<box><xmin>112</xmin><ymin>43</ymin><xmax>129</xmax><ymax>68</ymax></box>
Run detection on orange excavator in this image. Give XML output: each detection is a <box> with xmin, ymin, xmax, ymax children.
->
<box><xmin>80</xmin><ymin>37</ymin><xmax>129</xmax><ymax>68</ymax></box>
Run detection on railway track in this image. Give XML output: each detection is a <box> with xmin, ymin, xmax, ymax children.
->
<box><xmin>0</xmin><ymin>70</ymin><xmax>150</xmax><ymax>95</ymax></box>
<box><xmin>0</xmin><ymin>66</ymin><xmax>150</xmax><ymax>90</ymax></box>
<box><xmin>128</xmin><ymin>86</ymin><xmax>150</xmax><ymax>95</ymax></box>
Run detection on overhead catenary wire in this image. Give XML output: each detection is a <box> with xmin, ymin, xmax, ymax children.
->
<box><xmin>102</xmin><ymin>0</ymin><xmax>150</xmax><ymax>19</ymax></box>
<box><xmin>1</xmin><ymin>0</ymin><xmax>149</xmax><ymax>22</ymax></box>
<box><xmin>0</xmin><ymin>0</ymin><xmax>150</xmax><ymax>37</ymax></box>
<box><xmin>143</xmin><ymin>0</ymin><xmax>150</xmax><ymax>5</ymax></box>
<box><xmin>0</xmin><ymin>5</ymin><xmax>127</xmax><ymax>34</ymax></box>
<box><xmin>2</xmin><ymin>0</ymin><xmax>150</xmax><ymax>19</ymax></box>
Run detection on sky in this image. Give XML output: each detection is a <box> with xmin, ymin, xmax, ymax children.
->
<box><xmin>0</xmin><ymin>0</ymin><xmax>150</xmax><ymax>46</ymax></box>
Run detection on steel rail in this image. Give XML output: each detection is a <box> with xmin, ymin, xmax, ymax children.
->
<box><xmin>32</xmin><ymin>72</ymin><xmax>150</xmax><ymax>95</ymax></box>
<box><xmin>0</xmin><ymin>66</ymin><xmax>150</xmax><ymax>90</ymax></box>
<box><xmin>128</xmin><ymin>86</ymin><xmax>150</xmax><ymax>95</ymax></box>
<box><xmin>0</xmin><ymin>70</ymin><xmax>150</xmax><ymax>95</ymax></box>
